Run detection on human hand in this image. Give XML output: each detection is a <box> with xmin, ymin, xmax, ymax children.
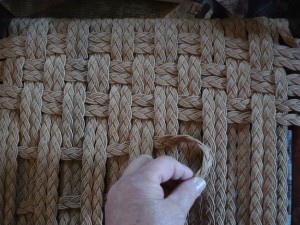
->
<box><xmin>105</xmin><ymin>155</ymin><xmax>206</xmax><ymax>225</ymax></box>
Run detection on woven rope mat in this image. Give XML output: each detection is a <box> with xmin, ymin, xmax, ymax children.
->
<box><xmin>0</xmin><ymin>17</ymin><xmax>300</xmax><ymax>225</ymax></box>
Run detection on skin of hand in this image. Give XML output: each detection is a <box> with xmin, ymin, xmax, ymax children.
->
<box><xmin>105</xmin><ymin>155</ymin><xmax>206</xmax><ymax>225</ymax></box>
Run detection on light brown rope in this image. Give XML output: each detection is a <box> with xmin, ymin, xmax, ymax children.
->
<box><xmin>91</xmin><ymin>53</ymin><xmax>109</xmax><ymax>225</ymax></box>
<box><xmin>153</xmin><ymin>135</ymin><xmax>212</xmax><ymax>178</ymax></box>
<box><xmin>224</xmin><ymin>19</ymin><xmax>238</xmax><ymax>225</ymax></box>
<box><xmin>176</xmin><ymin>25</ymin><xmax>201</xmax><ymax>222</ymax></box>
<box><xmin>130</xmin><ymin>54</ymin><xmax>145</xmax><ymax>161</ymax></box>
<box><xmin>59</xmin><ymin>82</ymin><xmax>74</xmax><ymax>225</ymax></box>
<box><xmin>0</xmin><ymin>18</ymin><xmax>299</xmax><ymax>225</ymax></box>
<box><xmin>213</xmin><ymin>19</ymin><xmax>227</xmax><ymax>225</ymax></box>
<box><xmin>260</xmin><ymin>18</ymin><xmax>278</xmax><ymax>225</ymax></box>
<box><xmin>141</xmin><ymin>54</ymin><xmax>155</xmax><ymax>156</ymax></box>
<box><xmin>275</xmin><ymin>68</ymin><xmax>289</xmax><ymax>225</ymax></box>
<box><xmin>248</xmin><ymin>19</ymin><xmax>264</xmax><ymax>225</ymax></box>
<box><xmin>58</xmin><ymin>18</ymin><xmax>75</xmax><ymax>225</ymax></box>
<box><xmin>250</xmin><ymin>93</ymin><xmax>264</xmax><ymax>225</ymax></box>
<box><xmin>45</xmin><ymin>54</ymin><xmax>65</xmax><ymax>225</ymax></box>
<box><xmin>200</xmin><ymin>19</ymin><xmax>216</xmax><ymax>225</ymax></box>
<box><xmin>236</xmin><ymin>20</ymin><xmax>251</xmax><ymax>225</ymax></box>
<box><xmin>3</xmin><ymin>54</ymin><xmax>23</xmax><ymax>225</ymax></box>
<box><xmin>202</xmin><ymin>88</ymin><xmax>216</xmax><ymax>225</ymax></box>
<box><xmin>0</xmin><ymin>110</ymin><xmax>8</xmax><ymax>223</ymax></box>
<box><xmin>236</xmin><ymin>60</ymin><xmax>251</xmax><ymax>225</ymax></box>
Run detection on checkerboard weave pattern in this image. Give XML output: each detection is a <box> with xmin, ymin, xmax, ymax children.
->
<box><xmin>0</xmin><ymin>18</ymin><xmax>299</xmax><ymax>225</ymax></box>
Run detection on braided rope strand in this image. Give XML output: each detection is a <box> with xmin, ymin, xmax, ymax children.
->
<box><xmin>2</xmin><ymin>56</ymin><xmax>23</xmax><ymax>224</ymax></box>
<box><xmin>214</xmin><ymin>90</ymin><xmax>227</xmax><ymax>225</ymax></box>
<box><xmin>236</xmin><ymin>61</ymin><xmax>251</xmax><ymax>225</ymax></box>
<box><xmin>202</xmin><ymin>88</ymin><xmax>216</xmax><ymax>225</ymax></box>
<box><xmin>71</xmin><ymin>82</ymin><xmax>86</xmax><ymax>224</ymax></box>
<box><xmin>92</xmin><ymin>119</ymin><xmax>108</xmax><ymax>225</ymax></box>
<box><xmin>250</xmin><ymin>93</ymin><xmax>264</xmax><ymax>225</ymax></box>
<box><xmin>91</xmin><ymin>53</ymin><xmax>110</xmax><ymax>225</ymax></box>
<box><xmin>45</xmin><ymin>55</ymin><xmax>65</xmax><ymax>225</ymax></box>
<box><xmin>129</xmin><ymin>55</ymin><xmax>144</xmax><ymax>161</ymax></box>
<box><xmin>259</xmin><ymin>18</ymin><xmax>278</xmax><ymax>225</ymax></box>
<box><xmin>275</xmin><ymin>68</ymin><xmax>289</xmax><ymax>225</ymax></box>
<box><xmin>59</xmin><ymin>19</ymin><xmax>75</xmax><ymax>224</ymax></box>
<box><xmin>187</xmin><ymin>55</ymin><xmax>202</xmax><ymax>225</ymax></box>
<box><xmin>262</xmin><ymin>94</ymin><xmax>277</xmax><ymax>225</ymax></box>
<box><xmin>213</xmin><ymin>19</ymin><xmax>227</xmax><ymax>225</ymax></box>
<box><xmin>0</xmin><ymin>110</ymin><xmax>10</xmax><ymax>224</ymax></box>
<box><xmin>59</xmin><ymin>82</ymin><xmax>74</xmax><ymax>225</ymax></box>
<box><xmin>141</xmin><ymin>55</ymin><xmax>155</xmax><ymax>156</ymax></box>
<box><xmin>81</xmin><ymin>117</ymin><xmax>96</xmax><ymax>225</ymax></box>
<box><xmin>4</xmin><ymin>72</ymin><xmax>24</xmax><ymax>224</ymax></box>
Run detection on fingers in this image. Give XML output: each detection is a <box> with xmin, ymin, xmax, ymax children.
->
<box><xmin>167</xmin><ymin>177</ymin><xmax>206</xmax><ymax>213</ymax></box>
<box><xmin>123</xmin><ymin>155</ymin><xmax>153</xmax><ymax>176</ymax></box>
<box><xmin>140</xmin><ymin>156</ymin><xmax>194</xmax><ymax>183</ymax></box>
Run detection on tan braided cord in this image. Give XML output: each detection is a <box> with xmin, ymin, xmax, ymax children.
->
<box><xmin>0</xmin><ymin>18</ymin><xmax>299</xmax><ymax>225</ymax></box>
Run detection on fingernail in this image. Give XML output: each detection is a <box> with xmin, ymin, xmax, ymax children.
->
<box><xmin>193</xmin><ymin>177</ymin><xmax>206</xmax><ymax>195</ymax></box>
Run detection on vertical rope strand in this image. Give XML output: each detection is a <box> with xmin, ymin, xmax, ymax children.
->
<box><xmin>202</xmin><ymin>88</ymin><xmax>216</xmax><ymax>225</ymax></box>
<box><xmin>224</xmin><ymin>20</ymin><xmax>239</xmax><ymax>225</ymax></box>
<box><xmin>73</xmin><ymin>20</ymin><xmax>89</xmax><ymax>224</ymax></box>
<box><xmin>57</xmin><ymin>17</ymin><xmax>74</xmax><ymax>225</ymax></box>
<box><xmin>248</xmin><ymin>19</ymin><xmax>264</xmax><ymax>225</ymax></box>
<box><xmin>141</xmin><ymin>54</ymin><xmax>155</xmax><ymax>156</ymax></box>
<box><xmin>200</xmin><ymin>20</ymin><xmax>215</xmax><ymax>225</ymax></box>
<box><xmin>236</xmin><ymin>61</ymin><xmax>251</xmax><ymax>225</ymax></box>
<box><xmin>130</xmin><ymin>54</ymin><xmax>144</xmax><ymax>161</ymax></box>
<box><xmin>91</xmin><ymin>53</ymin><xmax>110</xmax><ymax>225</ymax></box>
<box><xmin>236</xmin><ymin>19</ymin><xmax>251</xmax><ymax>225</ymax></box>
<box><xmin>260</xmin><ymin>18</ymin><xmax>277</xmax><ymax>225</ymax></box>
<box><xmin>262</xmin><ymin>94</ymin><xmax>277</xmax><ymax>225</ymax></box>
<box><xmin>250</xmin><ymin>93</ymin><xmax>264</xmax><ymax>225</ymax></box>
<box><xmin>275</xmin><ymin>67</ymin><xmax>289</xmax><ymax>225</ymax></box>
<box><xmin>45</xmin><ymin>55</ymin><xmax>65</xmax><ymax>225</ymax></box>
<box><xmin>213</xmin><ymin>19</ymin><xmax>227</xmax><ymax>225</ymax></box>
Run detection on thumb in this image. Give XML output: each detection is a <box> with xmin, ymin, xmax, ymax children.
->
<box><xmin>166</xmin><ymin>177</ymin><xmax>206</xmax><ymax>212</ymax></box>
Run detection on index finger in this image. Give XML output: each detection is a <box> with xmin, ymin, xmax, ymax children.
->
<box><xmin>139</xmin><ymin>156</ymin><xmax>194</xmax><ymax>184</ymax></box>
